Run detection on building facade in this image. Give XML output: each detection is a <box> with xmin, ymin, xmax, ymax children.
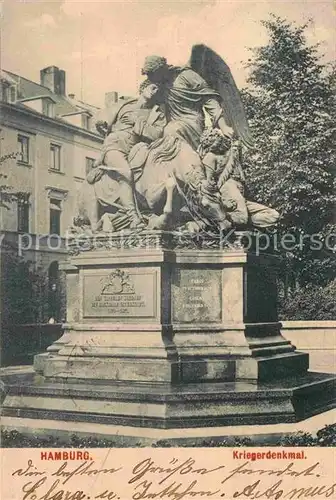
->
<box><xmin>0</xmin><ymin>66</ymin><xmax>103</xmax><ymax>327</ymax></box>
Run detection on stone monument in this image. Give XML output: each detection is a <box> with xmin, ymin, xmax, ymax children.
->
<box><xmin>2</xmin><ymin>45</ymin><xmax>335</xmax><ymax>434</ymax></box>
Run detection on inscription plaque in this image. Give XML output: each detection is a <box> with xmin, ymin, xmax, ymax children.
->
<box><xmin>172</xmin><ymin>268</ymin><xmax>222</xmax><ymax>323</ymax></box>
<box><xmin>83</xmin><ymin>269</ymin><xmax>156</xmax><ymax>318</ymax></box>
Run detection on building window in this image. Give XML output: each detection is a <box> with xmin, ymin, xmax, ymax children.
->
<box><xmin>50</xmin><ymin>144</ymin><xmax>61</xmax><ymax>171</ymax></box>
<box><xmin>9</xmin><ymin>86</ymin><xmax>17</xmax><ymax>103</ymax></box>
<box><xmin>82</xmin><ymin>114</ymin><xmax>91</xmax><ymax>130</ymax></box>
<box><xmin>18</xmin><ymin>135</ymin><xmax>30</xmax><ymax>164</ymax></box>
<box><xmin>43</xmin><ymin>100</ymin><xmax>54</xmax><ymax>118</ymax></box>
<box><xmin>17</xmin><ymin>193</ymin><xmax>30</xmax><ymax>232</ymax></box>
<box><xmin>49</xmin><ymin>199</ymin><xmax>61</xmax><ymax>235</ymax></box>
<box><xmin>1</xmin><ymin>83</ymin><xmax>8</xmax><ymax>102</ymax></box>
<box><xmin>85</xmin><ymin>157</ymin><xmax>95</xmax><ymax>175</ymax></box>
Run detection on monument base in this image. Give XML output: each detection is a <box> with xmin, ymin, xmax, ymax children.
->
<box><xmin>34</xmin><ymin>349</ymin><xmax>309</xmax><ymax>384</ymax></box>
<box><xmin>2</xmin><ymin>233</ymin><xmax>335</xmax><ymax>431</ymax></box>
<box><xmin>33</xmin><ymin>235</ymin><xmax>309</xmax><ymax>385</ymax></box>
<box><xmin>2</xmin><ymin>372</ymin><xmax>335</xmax><ymax>429</ymax></box>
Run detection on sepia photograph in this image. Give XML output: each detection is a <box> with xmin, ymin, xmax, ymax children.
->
<box><xmin>0</xmin><ymin>0</ymin><xmax>335</xmax><ymax>498</ymax></box>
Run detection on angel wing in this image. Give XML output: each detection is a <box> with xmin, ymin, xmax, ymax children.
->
<box><xmin>189</xmin><ymin>44</ymin><xmax>254</xmax><ymax>149</ymax></box>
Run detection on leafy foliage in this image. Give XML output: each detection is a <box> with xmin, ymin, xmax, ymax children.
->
<box><xmin>279</xmin><ymin>431</ymin><xmax>316</xmax><ymax>447</ymax></box>
<box><xmin>316</xmin><ymin>424</ymin><xmax>336</xmax><ymax>446</ymax></box>
<box><xmin>242</xmin><ymin>16</ymin><xmax>336</xmax><ymax>288</ymax></box>
<box><xmin>279</xmin><ymin>278</ymin><xmax>336</xmax><ymax>320</ymax></box>
<box><xmin>2</xmin><ymin>425</ymin><xmax>335</xmax><ymax>447</ymax></box>
<box><xmin>1</xmin><ymin>245</ymin><xmax>49</xmax><ymax>325</ymax></box>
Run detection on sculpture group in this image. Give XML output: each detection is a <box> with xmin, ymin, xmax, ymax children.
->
<box><xmin>76</xmin><ymin>45</ymin><xmax>279</xmax><ymax>234</ymax></box>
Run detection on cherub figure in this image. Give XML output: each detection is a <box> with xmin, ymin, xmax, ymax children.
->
<box><xmin>198</xmin><ymin>128</ymin><xmax>280</xmax><ymax>229</ymax></box>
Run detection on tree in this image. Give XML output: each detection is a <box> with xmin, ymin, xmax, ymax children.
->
<box><xmin>279</xmin><ymin>278</ymin><xmax>336</xmax><ymax>321</ymax></box>
<box><xmin>1</xmin><ymin>243</ymin><xmax>50</xmax><ymax>325</ymax></box>
<box><xmin>242</xmin><ymin>15</ymin><xmax>336</xmax><ymax>288</ymax></box>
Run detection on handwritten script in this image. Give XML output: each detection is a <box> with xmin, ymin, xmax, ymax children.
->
<box><xmin>3</xmin><ymin>450</ymin><xmax>336</xmax><ymax>500</ymax></box>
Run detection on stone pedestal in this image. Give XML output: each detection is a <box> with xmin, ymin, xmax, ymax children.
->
<box><xmin>2</xmin><ymin>231</ymin><xmax>334</xmax><ymax>429</ymax></box>
<box><xmin>35</xmin><ymin>233</ymin><xmax>307</xmax><ymax>384</ymax></box>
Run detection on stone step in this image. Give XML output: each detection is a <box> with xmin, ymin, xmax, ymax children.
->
<box><xmin>2</xmin><ymin>371</ymin><xmax>335</xmax><ymax>429</ymax></box>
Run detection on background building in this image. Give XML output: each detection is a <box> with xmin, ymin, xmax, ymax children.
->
<box><xmin>0</xmin><ymin>66</ymin><xmax>103</xmax><ymax>347</ymax></box>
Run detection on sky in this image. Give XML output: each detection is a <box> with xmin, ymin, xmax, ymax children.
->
<box><xmin>1</xmin><ymin>0</ymin><xmax>335</xmax><ymax>107</ymax></box>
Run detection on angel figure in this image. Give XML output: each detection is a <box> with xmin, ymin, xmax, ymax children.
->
<box><xmin>131</xmin><ymin>45</ymin><xmax>254</xmax><ymax>231</ymax></box>
<box><xmin>141</xmin><ymin>45</ymin><xmax>254</xmax><ymax>152</ymax></box>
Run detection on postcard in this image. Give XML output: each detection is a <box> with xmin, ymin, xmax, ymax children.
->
<box><xmin>1</xmin><ymin>1</ymin><xmax>335</xmax><ymax>498</ymax></box>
